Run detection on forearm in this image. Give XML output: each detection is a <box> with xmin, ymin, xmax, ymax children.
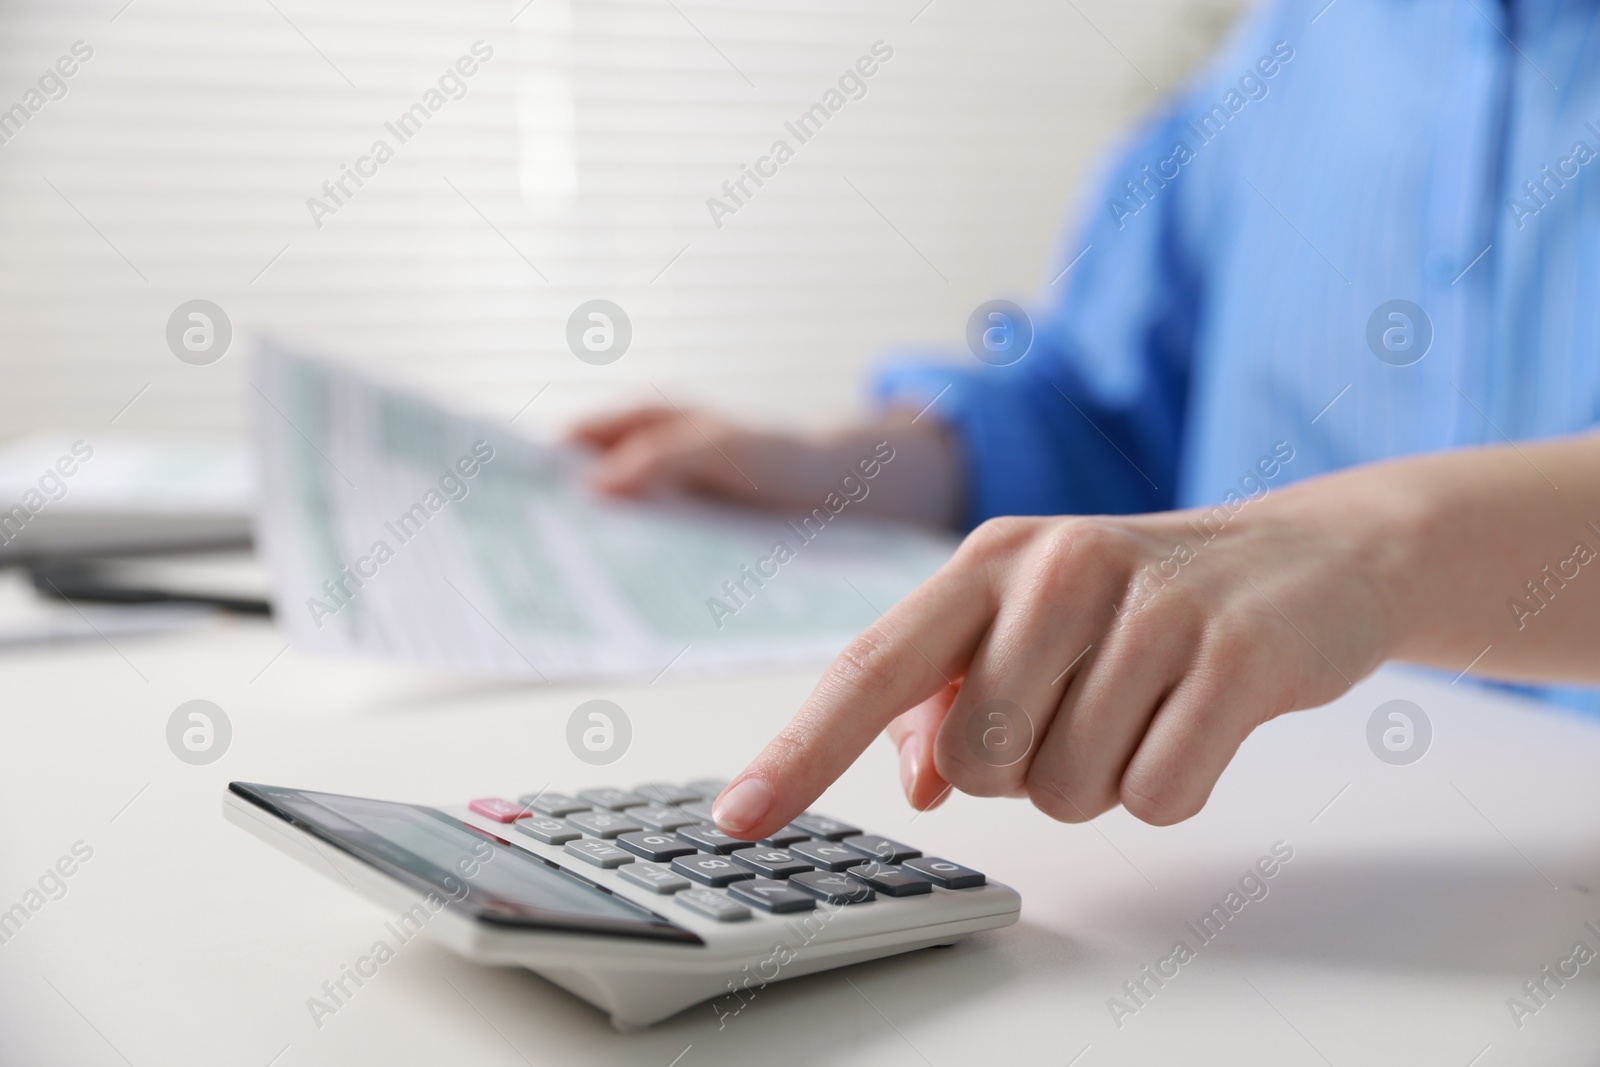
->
<box><xmin>801</xmin><ymin>410</ymin><xmax>963</xmax><ymax>528</ymax></box>
<box><xmin>1309</xmin><ymin>433</ymin><xmax>1600</xmax><ymax>684</ymax></box>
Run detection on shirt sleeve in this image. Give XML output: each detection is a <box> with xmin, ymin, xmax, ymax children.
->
<box><xmin>873</xmin><ymin>55</ymin><xmax>1243</xmax><ymax>529</ymax></box>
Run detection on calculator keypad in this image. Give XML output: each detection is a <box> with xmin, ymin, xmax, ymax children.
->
<box><xmin>491</xmin><ymin>782</ymin><xmax>990</xmax><ymax>923</ymax></box>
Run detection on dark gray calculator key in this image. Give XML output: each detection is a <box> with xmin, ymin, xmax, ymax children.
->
<box><xmin>846</xmin><ymin>862</ymin><xmax>933</xmax><ymax>897</ymax></box>
<box><xmin>840</xmin><ymin>834</ymin><xmax>922</xmax><ymax>864</ymax></box>
<box><xmin>790</xmin><ymin>839</ymin><xmax>863</xmax><ymax>872</ymax></box>
<box><xmin>519</xmin><ymin>791</ymin><xmax>590</xmax><ymax>817</ymax></box>
<box><xmin>731</xmin><ymin>846</ymin><xmax>814</xmax><ymax>879</ymax></box>
<box><xmin>617</xmin><ymin>831</ymin><xmax>698</xmax><ymax>862</ymax></box>
<box><xmin>683</xmin><ymin>778</ymin><xmax>728</xmax><ymax>799</ymax></box>
<box><xmin>567</xmin><ymin>810</ymin><xmax>643</xmax><ymax>839</ymax></box>
<box><xmin>790</xmin><ymin>815</ymin><xmax>860</xmax><ymax>841</ymax></box>
<box><xmin>676</xmin><ymin>824</ymin><xmax>744</xmax><ymax>855</ymax></box>
<box><xmin>632</xmin><ymin>805</ymin><xmax>700</xmax><ymax>832</ymax></box>
<box><xmin>677</xmin><ymin>800</ymin><xmax>716</xmax><ymax>822</ymax></box>
<box><xmin>564</xmin><ymin>839</ymin><xmax>635</xmax><ymax>869</ymax></box>
<box><xmin>759</xmin><ymin>824</ymin><xmax>810</xmax><ymax>848</ymax></box>
<box><xmin>577</xmin><ymin>788</ymin><xmax>649</xmax><ymax>811</ymax></box>
<box><xmin>903</xmin><ymin>857</ymin><xmax>986</xmax><ymax>889</ymax></box>
<box><xmin>676</xmin><ymin>887</ymin><xmax>750</xmax><ymax>922</ymax></box>
<box><xmin>789</xmin><ymin>870</ymin><xmax>876</xmax><ymax>905</ymax></box>
<box><xmin>728</xmin><ymin>878</ymin><xmax>817</xmax><ymax>914</ymax></box>
<box><xmin>619</xmin><ymin>861</ymin><xmax>691</xmax><ymax>894</ymax></box>
<box><xmin>671</xmin><ymin>853</ymin><xmax>756</xmax><ymax>887</ymax></box>
<box><xmin>634</xmin><ymin>783</ymin><xmax>701</xmax><ymax>806</ymax></box>
<box><xmin>513</xmin><ymin>815</ymin><xmax>582</xmax><ymax>845</ymax></box>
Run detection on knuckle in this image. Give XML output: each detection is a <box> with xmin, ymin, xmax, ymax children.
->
<box><xmin>961</xmin><ymin>515</ymin><xmax>1037</xmax><ymax>561</ymax></box>
<box><xmin>824</xmin><ymin>628</ymin><xmax>903</xmax><ymax>705</ymax></box>
<box><xmin>1119</xmin><ymin>773</ymin><xmax>1198</xmax><ymax>827</ymax></box>
<box><xmin>1024</xmin><ymin>770</ymin><xmax>1115</xmax><ymax>824</ymax></box>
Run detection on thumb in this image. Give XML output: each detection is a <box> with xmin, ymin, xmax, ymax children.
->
<box><xmin>886</xmin><ymin>684</ymin><xmax>957</xmax><ymax>811</ymax></box>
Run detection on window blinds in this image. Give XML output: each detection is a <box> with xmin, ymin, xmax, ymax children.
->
<box><xmin>0</xmin><ymin>0</ymin><xmax>1243</xmax><ymax>436</ymax></box>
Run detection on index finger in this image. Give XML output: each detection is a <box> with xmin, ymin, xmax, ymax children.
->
<box><xmin>567</xmin><ymin>405</ymin><xmax>676</xmax><ymax>448</ymax></box>
<box><xmin>711</xmin><ymin>560</ymin><xmax>995</xmax><ymax>839</ymax></box>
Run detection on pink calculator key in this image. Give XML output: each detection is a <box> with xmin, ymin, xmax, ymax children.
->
<box><xmin>468</xmin><ymin>797</ymin><xmax>530</xmax><ymax>823</ymax></box>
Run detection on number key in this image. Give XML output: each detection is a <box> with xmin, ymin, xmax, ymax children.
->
<box><xmin>728</xmin><ymin>878</ymin><xmax>816</xmax><ymax>914</ymax></box>
<box><xmin>731</xmin><ymin>846</ymin><xmax>813</xmax><ymax>879</ymax></box>
<box><xmin>672</xmin><ymin>853</ymin><xmax>755</xmax><ymax>887</ymax></box>
<box><xmin>791</xmin><ymin>839</ymin><xmax>863</xmax><ymax>871</ymax></box>
<box><xmin>846</xmin><ymin>862</ymin><xmax>932</xmax><ymax>898</ymax></box>
<box><xmin>578</xmin><ymin>788</ymin><xmax>648</xmax><ymax>811</ymax></box>
<box><xmin>840</xmin><ymin>834</ymin><xmax>921</xmax><ymax>864</ymax></box>
<box><xmin>903</xmin><ymin>857</ymin><xmax>986</xmax><ymax>889</ymax></box>
<box><xmin>791</xmin><ymin>815</ymin><xmax>860</xmax><ymax>841</ymax></box>
<box><xmin>617</xmin><ymin>831</ymin><xmax>697</xmax><ymax>862</ymax></box>
<box><xmin>676</xmin><ymin>824</ymin><xmax>745</xmax><ymax>855</ymax></box>
<box><xmin>789</xmin><ymin>870</ymin><xmax>875</xmax><ymax>905</ymax></box>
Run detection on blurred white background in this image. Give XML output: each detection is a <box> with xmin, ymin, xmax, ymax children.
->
<box><xmin>0</xmin><ymin>0</ymin><xmax>1246</xmax><ymax>439</ymax></box>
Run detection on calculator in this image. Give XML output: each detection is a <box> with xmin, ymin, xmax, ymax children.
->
<box><xmin>224</xmin><ymin>778</ymin><xmax>1020</xmax><ymax>1030</ymax></box>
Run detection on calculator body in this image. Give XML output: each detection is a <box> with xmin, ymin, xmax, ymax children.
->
<box><xmin>224</xmin><ymin>781</ymin><xmax>1020</xmax><ymax>1030</ymax></box>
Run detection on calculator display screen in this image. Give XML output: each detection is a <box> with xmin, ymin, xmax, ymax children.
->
<box><xmin>231</xmin><ymin>782</ymin><xmax>700</xmax><ymax>943</ymax></box>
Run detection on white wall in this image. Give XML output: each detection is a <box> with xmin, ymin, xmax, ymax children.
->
<box><xmin>0</xmin><ymin>0</ymin><xmax>1246</xmax><ymax>439</ymax></box>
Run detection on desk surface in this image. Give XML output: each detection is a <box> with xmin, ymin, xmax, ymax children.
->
<box><xmin>1</xmin><ymin>607</ymin><xmax>1597</xmax><ymax>1066</ymax></box>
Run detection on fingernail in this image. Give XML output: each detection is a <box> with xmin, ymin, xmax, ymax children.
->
<box><xmin>713</xmin><ymin>777</ymin><xmax>772</xmax><ymax>834</ymax></box>
<box><xmin>898</xmin><ymin>738</ymin><xmax>919</xmax><ymax>801</ymax></box>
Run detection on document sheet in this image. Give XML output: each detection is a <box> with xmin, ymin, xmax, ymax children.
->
<box><xmin>251</xmin><ymin>343</ymin><xmax>955</xmax><ymax>682</ymax></box>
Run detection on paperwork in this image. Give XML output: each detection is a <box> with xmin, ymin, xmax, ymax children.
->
<box><xmin>251</xmin><ymin>343</ymin><xmax>955</xmax><ymax>682</ymax></box>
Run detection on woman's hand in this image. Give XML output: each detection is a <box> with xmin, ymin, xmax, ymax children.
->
<box><xmin>709</xmin><ymin>478</ymin><xmax>1411</xmax><ymax>836</ymax></box>
<box><xmin>568</xmin><ymin>404</ymin><xmax>965</xmax><ymax>527</ymax></box>
<box><xmin>709</xmin><ymin>425</ymin><xmax>1600</xmax><ymax>837</ymax></box>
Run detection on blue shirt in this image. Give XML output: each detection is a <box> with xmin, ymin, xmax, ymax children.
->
<box><xmin>875</xmin><ymin>0</ymin><xmax>1600</xmax><ymax>714</ymax></box>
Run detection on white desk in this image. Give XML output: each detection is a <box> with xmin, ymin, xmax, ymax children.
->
<box><xmin>1</xmin><ymin>609</ymin><xmax>1598</xmax><ymax>1066</ymax></box>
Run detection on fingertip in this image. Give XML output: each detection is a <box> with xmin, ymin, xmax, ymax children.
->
<box><xmin>711</xmin><ymin>775</ymin><xmax>774</xmax><ymax>838</ymax></box>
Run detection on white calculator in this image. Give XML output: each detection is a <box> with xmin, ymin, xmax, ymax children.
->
<box><xmin>224</xmin><ymin>778</ymin><xmax>1021</xmax><ymax>1029</ymax></box>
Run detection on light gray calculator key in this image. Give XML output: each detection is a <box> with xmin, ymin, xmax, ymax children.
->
<box><xmin>731</xmin><ymin>846</ymin><xmax>813</xmax><ymax>879</ymax></box>
<box><xmin>513</xmin><ymin>815</ymin><xmax>582</xmax><ymax>845</ymax></box>
<box><xmin>683</xmin><ymin>778</ymin><xmax>728</xmax><ymax>799</ymax></box>
<box><xmin>632</xmin><ymin>805</ymin><xmax>700</xmax><ymax>831</ymax></box>
<box><xmin>790</xmin><ymin>815</ymin><xmax>860</xmax><ymax>841</ymax></box>
<box><xmin>567</xmin><ymin>810</ymin><xmax>643</xmax><ymax>839</ymax></box>
<box><xmin>789</xmin><ymin>870</ymin><xmax>876</xmax><ymax>905</ymax></box>
<box><xmin>676</xmin><ymin>887</ymin><xmax>750</xmax><ymax>922</ymax></box>
<box><xmin>840</xmin><ymin>834</ymin><xmax>921</xmax><ymax>864</ymax></box>
<box><xmin>578</xmin><ymin>788</ymin><xmax>648</xmax><ymax>811</ymax></box>
<box><xmin>728</xmin><ymin>878</ymin><xmax>816</xmax><ymax>914</ymax></box>
<box><xmin>635</xmin><ymin>783</ymin><xmax>701</xmax><ymax>806</ymax></box>
<box><xmin>790</xmin><ymin>839</ymin><xmax>862</xmax><ymax>872</ymax></box>
<box><xmin>903</xmin><ymin>857</ymin><xmax>986</xmax><ymax>889</ymax></box>
<box><xmin>676</xmin><ymin>824</ymin><xmax>743</xmax><ymax>854</ymax></box>
<box><xmin>671</xmin><ymin>853</ymin><xmax>755</xmax><ymax>887</ymax></box>
<box><xmin>619</xmin><ymin>861</ymin><xmax>690</xmax><ymax>894</ymax></box>
<box><xmin>564</xmin><ymin>839</ymin><xmax>634</xmax><ymax>869</ymax></box>
<box><xmin>520</xmin><ymin>792</ymin><xmax>589</xmax><ymax>817</ymax></box>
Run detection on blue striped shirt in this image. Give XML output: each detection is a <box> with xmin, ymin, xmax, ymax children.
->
<box><xmin>876</xmin><ymin>0</ymin><xmax>1600</xmax><ymax>713</ymax></box>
